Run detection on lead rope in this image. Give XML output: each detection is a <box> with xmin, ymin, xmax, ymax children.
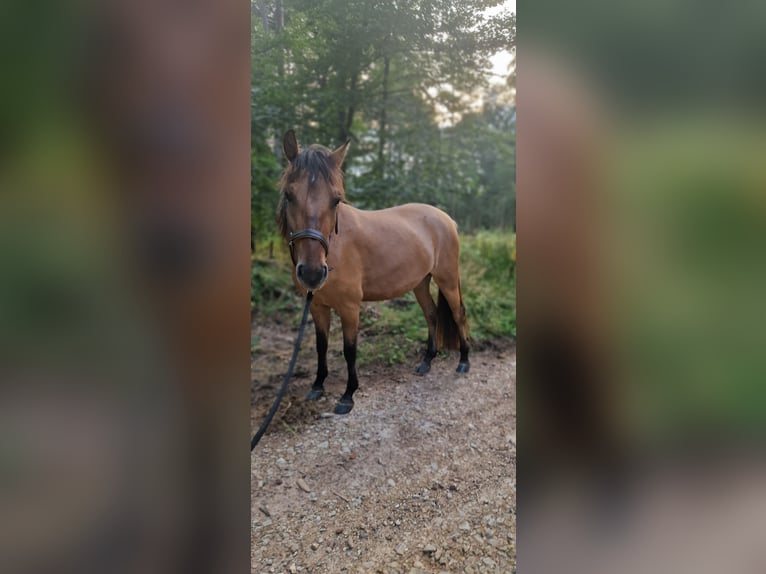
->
<box><xmin>251</xmin><ymin>291</ymin><xmax>314</xmax><ymax>451</ymax></box>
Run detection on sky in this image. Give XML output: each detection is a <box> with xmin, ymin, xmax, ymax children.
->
<box><xmin>488</xmin><ymin>0</ymin><xmax>516</xmax><ymax>84</ymax></box>
<box><xmin>423</xmin><ymin>0</ymin><xmax>517</xmax><ymax>124</ymax></box>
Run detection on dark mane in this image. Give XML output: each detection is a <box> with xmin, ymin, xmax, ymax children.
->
<box><xmin>276</xmin><ymin>144</ymin><xmax>346</xmax><ymax>239</ymax></box>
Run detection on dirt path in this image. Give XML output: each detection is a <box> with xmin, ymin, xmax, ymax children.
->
<box><xmin>251</xmin><ymin>317</ymin><xmax>516</xmax><ymax>574</ymax></box>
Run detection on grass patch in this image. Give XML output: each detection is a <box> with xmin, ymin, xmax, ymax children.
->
<box><xmin>460</xmin><ymin>230</ymin><xmax>517</xmax><ymax>341</ymax></box>
<box><xmin>251</xmin><ymin>235</ymin><xmax>299</xmax><ymax>316</ymax></box>
<box><xmin>357</xmin><ymin>294</ymin><xmax>426</xmax><ymax>366</ymax></box>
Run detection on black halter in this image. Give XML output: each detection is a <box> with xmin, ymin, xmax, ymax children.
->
<box><xmin>287</xmin><ymin>213</ymin><xmax>338</xmax><ymax>266</ymax></box>
<box><xmin>288</xmin><ymin>228</ymin><xmax>329</xmax><ymax>265</ymax></box>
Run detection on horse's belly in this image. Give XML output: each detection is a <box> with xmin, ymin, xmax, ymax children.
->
<box><xmin>361</xmin><ymin>264</ymin><xmax>430</xmax><ymax>301</ymax></box>
<box><xmin>362</xmin><ymin>284</ymin><xmax>417</xmax><ymax>302</ymax></box>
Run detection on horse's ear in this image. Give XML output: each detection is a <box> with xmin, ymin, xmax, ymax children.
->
<box><xmin>283</xmin><ymin>130</ymin><xmax>299</xmax><ymax>162</ymax></box>
<box><xmin>330</xmin><ymin>139</ymin><xmax>351</xmax><ymax>168</ymax></box>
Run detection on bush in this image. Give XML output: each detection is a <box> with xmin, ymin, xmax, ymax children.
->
<box><xmin>459</xmin><ymin>230</ymin><xmax>516</xmax><ymax>341</ymax></box>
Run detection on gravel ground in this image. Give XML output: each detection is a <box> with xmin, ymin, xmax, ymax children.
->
<box><xmin>251</xmin><ymin>314</ymin><xmax>516</xmax><ymax>574</ymax></box>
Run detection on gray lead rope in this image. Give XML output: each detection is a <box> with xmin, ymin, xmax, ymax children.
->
<box><xmin>251</xmin><ymin>291</ymin><xmax>314</xmax><ymax>451</ymax></box>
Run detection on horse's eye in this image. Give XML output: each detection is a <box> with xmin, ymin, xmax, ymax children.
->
<box><xmin>284</xmin><ymin>192</ymin><xmax>294</xmax><ymax>203</ymax></box>
<box><xmin>332</xmin><ymin>197</ymin><xmax>341</xmax><ymax>207</ymax></box>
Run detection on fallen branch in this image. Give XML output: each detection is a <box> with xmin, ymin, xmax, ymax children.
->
<box><xmin>282</xmin><ymin>419</ymin><xmax>297</xmax><ymax>435</ymax></box>
<box><xmin>332</xmin><ymin>490</ymin><xmax>350</xmax><ymax>503</ymax></box>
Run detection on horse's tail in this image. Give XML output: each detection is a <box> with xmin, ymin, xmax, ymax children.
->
<box><xmin>436</xmin><ymin>289</ymin><xmax>461</xmax><ymax>351</ymax></box>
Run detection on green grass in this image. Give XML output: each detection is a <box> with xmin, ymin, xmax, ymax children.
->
<box><xmin>459</xmin><ymin>230</ymin><xmax>517</xmax><ymax>342</ymax></box>
<box><xmin>251</xmin><ymin>229</ymin><xmax>516</xmax><ymax>365</ymax></box>
<box><xmin>357</xmin><ymin>293</ymin><xmax>426</xmax><ymax>366</ymax></box>
<box><xmin>251</xmin><ymin>235</ymin><xmax>299</xmax><ymax>315</ymax></box>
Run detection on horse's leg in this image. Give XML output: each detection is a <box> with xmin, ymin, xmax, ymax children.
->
<box><xmin>413</xmin><ymin>274</ymin><xmax>438</xmax><ymax>374</ymax></box>
<box><xmin>334</xmin><ymin>303</ymin><xmax>360</xmax><ymax>415</ymax></box>
<box><xmin>306</xmin><ymin>303</ymin><xmax>331</xmax><ymax>401</ymax></box>
<box><xmin>437</xmin><ymin>280</ymin><xmax>471</xmax><ymax>373</ymax></box>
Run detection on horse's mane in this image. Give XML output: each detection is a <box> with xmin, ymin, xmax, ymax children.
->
<box><xmin>276</xmin><ymin>144</ymin><xmax>346</xmax><ymax>239</ymax></box>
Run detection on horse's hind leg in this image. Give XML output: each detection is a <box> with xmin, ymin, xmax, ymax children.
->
<box><xmin>413</xmin><ymin>274</ymin><xmax>438</xmax><ymax>374</ymax></box>
<box><xmin>435</xmin><ymin>277</ymin><xmax>471</xmax><ymax>373</ymax></box>
<box><xmin>306</xmin><ymin>303</ymin><xmax>331</xmax><ymax>401</ymax></box>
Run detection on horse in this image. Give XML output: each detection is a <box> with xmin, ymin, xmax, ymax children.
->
<box><xmin>277</xmin><ymin>130</ymin><xmax>470</xmax><ymax>415</ymax></box>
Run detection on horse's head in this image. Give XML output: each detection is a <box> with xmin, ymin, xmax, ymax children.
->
<box><xmin>278</xmin><ymin>130</ymin><xmax>349</xmax><ymax>291</ymax></box>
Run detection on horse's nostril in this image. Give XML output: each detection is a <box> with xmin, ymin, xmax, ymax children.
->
<box><xmin>295</xmin><ymin>264</ymin><xmax>327</xmax><ymax>288</ymax></box>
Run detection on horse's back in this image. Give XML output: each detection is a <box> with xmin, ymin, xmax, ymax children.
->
<box><xmin>349</xmin><ymin>203</ymin><xmax>459</xmax><ymax>257</ymax></box>
<box><xmin>333</xmin><ymin>203</ymin><xmax>459</xmax><ymax>302</ymax></box>
<box><xmin>368</xmin><ymin>202</ymin><xmax>458</xmax><ymax>239</ymax></box>
<box><xmin>380</xmin><ymin>202</ymin><xmax>456</xmax><ymax>223</ymax></box>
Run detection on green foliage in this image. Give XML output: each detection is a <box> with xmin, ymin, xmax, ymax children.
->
<box><xmin>250</xmin><ymin>238</ymin><xmax>298</xmax><ymax>315</ymax></box>
<box><xmin>459</xmin><ymin>230</ymin><xmax>516</xmax><ymax>341</ymax></box>
<box><xmin>251</xmin><ymin>140</ymin><xmax>281</xmax><ymax>244</ymax></box>
<box><xmin>357</xmin><ymin>293</ymin><xmax>428</xmax><ymax>367</ymax></box>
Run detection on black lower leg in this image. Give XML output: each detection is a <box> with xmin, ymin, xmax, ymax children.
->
<box><xmin>456</xmin><ymin>338</ymin><xmax>470</xmax><ymax>373</ymax></box>
<box><xmin>416</xmin><ymin>336</ymin><xmax>437</xmax><ymax>374</ymax></box>
<box><xmin>306</xmin><ymin>329</ymin><xmax>328</xmax><ymax>400</ymax></box>
<box><xmin>335</xmin><ymin>339</ymin><xmax>358</xmax><ymax>414</ymax></box>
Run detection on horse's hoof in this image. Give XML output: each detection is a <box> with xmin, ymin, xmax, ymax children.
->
<box><xmin>415</xmin><ymin>362</ymin><xmax>431</xmax><ymax>375</ymax></box>
<box><xmin>334</xmin><ymin>400</ymin><xmax>354</xmax><ymax>415</ymax></box>
<box><xmin>306</xmin><ymin>388</ymin><xmax>324</xmax><ymax>401</ymax></box>
<box><xmin>456</xmin><ymin>362</ymin><xmax>470</xmax><ymax>374</ymax></box>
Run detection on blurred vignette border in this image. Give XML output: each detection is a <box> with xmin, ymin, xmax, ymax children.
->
<box><xmin>520</xmin><ymin>2</ymin><xmax>766</xmax><ymax>573</ymax></box>
<box><xmin>0</xmin><ymin>1</ymin><xmax>250</xmax><ymax>573</ymax></box>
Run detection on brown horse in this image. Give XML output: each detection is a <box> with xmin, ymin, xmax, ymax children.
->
<box><xmin>277</xmin><ymin>130</ymin><xmax>470</xmax><ymax>414</ymax></box>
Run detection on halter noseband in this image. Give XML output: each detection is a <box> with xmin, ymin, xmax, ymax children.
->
<box><xmin>287</xmin><ymin>208</ymin><xmax>340</xmax><ymax>266</ymax></box>
<box><xmin>288</xmin><ymin>228</ymin><xmax>330</xmax><ymax>265</ymax></box>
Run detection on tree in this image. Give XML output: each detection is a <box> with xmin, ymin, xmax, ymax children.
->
<box><xmin>251</xmin><ymin>0</ymin><xmax>516</xmax><ymax>242</ymax></box>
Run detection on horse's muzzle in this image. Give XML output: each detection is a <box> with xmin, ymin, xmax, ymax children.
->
<box><xmin>296</xmin><ymin>263</ymin><xmax>328</xmax><ymax>290</ymax></box>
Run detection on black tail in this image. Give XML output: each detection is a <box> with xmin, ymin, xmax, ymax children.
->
<box><xmin>436</xmin><ymin>290</ymin><xmax>460</xmax><ymax>351</ymax></box>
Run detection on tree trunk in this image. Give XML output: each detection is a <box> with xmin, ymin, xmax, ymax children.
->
<box><xmin>339</xmin><ymin>72</ymin><xmax>359</xmax><ymax>144</ymax></box>
<box><xmin>257</xmin><ymin>0</ymin><xmax>269</xmax><ymax>33</ymax></box>
<box><xmin>275</xmin><ymin>0</ymin><xmax>284</xmax><ymax>31</ymax></box>
<box><xmin>377</xmin><ymin>55</ymin><xmax>390</xmax><ymax>178</ymax></box>
<box><xmin>272</xmin><ymin>0</ymin><xmax>285</xmax><ymax>158</ymax></box>
<box><xmin>348</xmin><ymin>72</ymin><xmax>358</xmax><ymax>133</ymax></box>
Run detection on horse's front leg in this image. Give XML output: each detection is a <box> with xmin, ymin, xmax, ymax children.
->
<box><xmin>306</xmin><ymin>303</ymin><xmax>331</xmax><ymax>401</ymax></box>
<box><xmin>335</xmin><ymin>303</ymin><xmax>360</xmax><ymax>415</ymax></box>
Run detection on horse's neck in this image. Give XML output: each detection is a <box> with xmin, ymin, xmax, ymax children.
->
<box><xmin>338</xmin><ymin>201</ymin><xmax>363</xmax><ymax>227</ymax></box>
